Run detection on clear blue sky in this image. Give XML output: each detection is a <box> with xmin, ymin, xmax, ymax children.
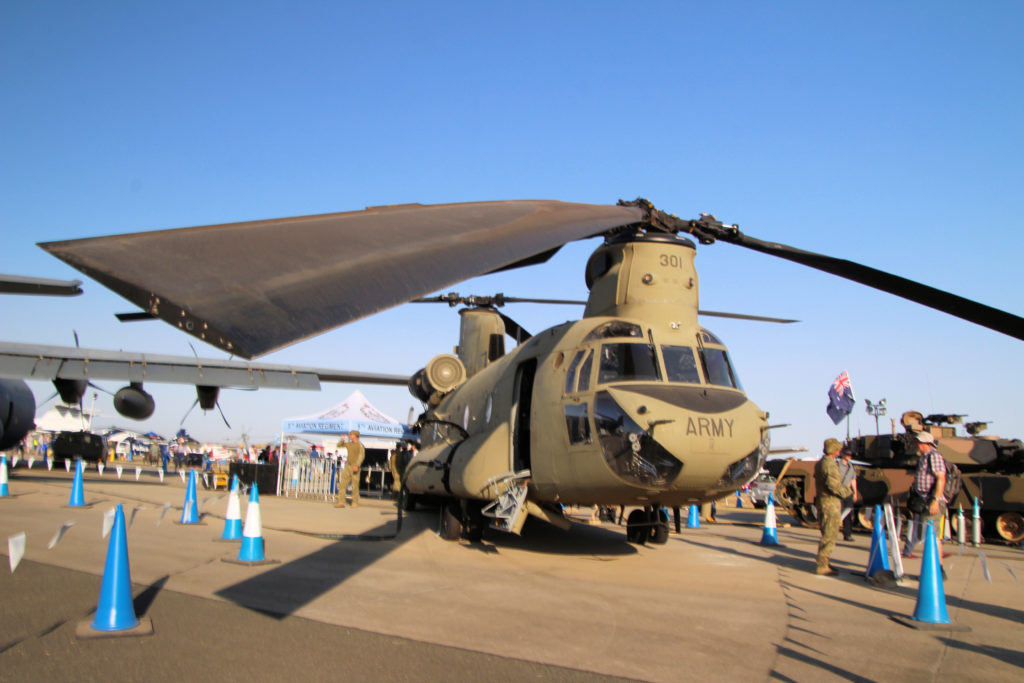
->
<box><xmin>2</xmin><ymin>1</ymin><xmax>1022</xmax><ymax>449</ymax></box>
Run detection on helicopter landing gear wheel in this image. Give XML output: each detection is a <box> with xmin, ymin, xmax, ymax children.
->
<box><xmin>649</xmin><ymin>508</ymin><xmax>670</xmax><ymax>545</ymax></box>
<box><xmin>463</xmin><ymin>500</ymin><xmax>486</xmax><ymax>543</ymax></box>
<box><xmin>439</xmin><ymin>502</ymin><xmax>463</xmax><ymax>541</ymax></box>
<box><xmin>626</xmin><ymin>509</ymin><xmax>649</xmax><ymax>545</ymax></box>
<box><xmin>995</xmin><ymin>512</ymin><xmax>1024</xmax><ymax>543</ymax></box>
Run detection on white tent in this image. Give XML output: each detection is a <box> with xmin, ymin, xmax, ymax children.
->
<box><xmin>281</xmin><ymin>390</ymin><xmax>413</xmax><ymax>450</ymax></box>
<box><xmin>34</xmin><ymin>404</ymin><xmax>97</xmax><ymax>432</ymax></box>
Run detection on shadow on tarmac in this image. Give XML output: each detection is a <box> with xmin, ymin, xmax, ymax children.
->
<box><xmin>937</xmin><ymin>637</ymin><xmax>1024</xmax><ymax>669</ymax></box>
<box><xmin>770</xmin><ymin>644</ymin><xmax>875</xmax><ymax>683</ymax></box>
<box><xmin>215</xmin><ymin>508</ymin><xmax>638</xmax><ymax>618</ymax></box>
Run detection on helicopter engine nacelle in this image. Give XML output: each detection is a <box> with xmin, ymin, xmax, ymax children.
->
<box><xmin>0</xmin><ymin>379</ymin><xmax>36</xmax><ymax>450</ymax></box>
<box><xmin>113</xmin><ymin>382</ymin><xmax>156</xmax><ymax>420</ymax></box>
<box><xmin>408</xmin><ymin>354</ymin><xmax>467</xmax><ymax>403</ymax></box>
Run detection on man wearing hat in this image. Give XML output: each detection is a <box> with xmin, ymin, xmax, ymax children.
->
<box><xmin>334</xmin><ymin>430</ymin><xmax>365</xmax><ymax>508</ymax></box>
<box><xmin>814</xmin><ymin>438</ymin><xmax>853</xmax><ymax>575</ymax></box>
<box><xmin>904</xmin><ymin>431</ymin><xmax>948</xmax><ymax>574</ymax></box>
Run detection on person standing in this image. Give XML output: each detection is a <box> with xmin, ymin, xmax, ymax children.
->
<box><xmin>814</xmin><ymin>438</ymin><xmax>853</xmax><ymax>576</ymax></box>
<box><xmin>838</xmin><ymin>446</ymin><xmax>858</xmax><ymax>541</ymax></box>
<box><xmin>334</xmin><ymin>430</ymin><xmax>365</xmax><ymax>508</ymax></box>
<box><xmin>904</xmin><ymin>431</ymin><xmax>948</xmax><ymax>576</ymax></box>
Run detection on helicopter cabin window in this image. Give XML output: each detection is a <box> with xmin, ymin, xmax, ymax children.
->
<box><xmin>598</xmin><ymin>343</ymin><xmax>661</xmax><ymax>384</ymax></box>
<box><xmin>661</xmin><ymin>345</ymin><xmax>701</xmax><ymax>383</ymax></box>
<box><xmin>583</xmin><ymin>321</ymin><xmax>643</xmax><ymax>342</ymax></box>
<box><xmin>699</xmin><ymin>347</ymin><xmax>743</xmax><ymax>390</ymax></box>
<box><xmin>564</xmin><ymin>402</ymin><xmax>591</xmax><ymax>445</ymax></box>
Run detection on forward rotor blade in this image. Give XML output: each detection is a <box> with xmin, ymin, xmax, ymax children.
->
<box><xmin>724</xmin><ymin>232</ymin><xmax>1024</xmax><ymax>341</ymax></box>
<box><xmin>40</xmin><ymin>201</ymin><xmax>643</xmax><ymax>358</ymax></box>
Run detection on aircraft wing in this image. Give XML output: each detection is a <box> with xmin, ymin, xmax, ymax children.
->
<box><xmin>0</xmin><ymin>341</ymin><xmax>409</xmax><ymax>389</ymax></box>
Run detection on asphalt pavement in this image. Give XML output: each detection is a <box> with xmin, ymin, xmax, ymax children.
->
<box><xmin>1</xmin><ymin>463</ymin><xmax>1022</xmax><ymax>682</ymax></box>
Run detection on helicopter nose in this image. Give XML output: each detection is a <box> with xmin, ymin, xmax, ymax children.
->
<box><xmin>597</xmin><ymin>385</ymin><xmax>767</xmax><ymax>491</ymax></box>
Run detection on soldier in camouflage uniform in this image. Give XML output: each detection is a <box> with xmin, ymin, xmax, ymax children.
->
<box><xmin>335</xmin><ymin>430</ymin><xmax>365</xmax><ymax>508</ymax></box>
<box><xmin>814</xmin><ymin>438</ymin><xmax>853</xmax><ymax>576</ymax></box>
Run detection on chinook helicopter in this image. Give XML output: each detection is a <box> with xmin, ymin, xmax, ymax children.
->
<box><xmin>17</xmin><ymin>199</ymin><xmax>1024</xmax><ymax>545</ymax></box>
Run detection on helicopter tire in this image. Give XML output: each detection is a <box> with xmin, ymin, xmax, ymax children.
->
<box><xmin>995</xmin><ymin>512</ymin><xmax>1024</xmax><ymax>543</ymax></box>
<box><xmin>439</xmin><ymin>502</ymin><xmax>463</xmax><ymax>541</ymax></box>
<box><xmin>626</xmin><ymin>509</ymin><xmax>648</xmax><ymax>545</ymax></box>
<box><xmin>648</xmin><ymin>508</ymin><xmax>670</xmax><ymax>544</ymax></box>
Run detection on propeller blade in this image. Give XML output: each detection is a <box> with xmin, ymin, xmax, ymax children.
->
<box><xmin>180</xmin><ymin>398</ymin><xmax>199</xmax><ymax>426</ymax></box>
<box><xmin>215</xmin><ymin>401</ymin><xmax>231</xmax><ymax>430</ymax></box>
<box><xmin>40</xmin><ymin>201</ymin><xmax>643</xmax><ymax>358</ymax></box>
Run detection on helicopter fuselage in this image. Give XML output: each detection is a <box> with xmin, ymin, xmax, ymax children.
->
<box><xmin>403</xmin><ymin>231</ymin><xmax>770</xmax><ymax>531</ymax></box>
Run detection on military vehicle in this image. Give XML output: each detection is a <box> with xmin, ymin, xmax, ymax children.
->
<box><xmin>50</xmin><ymin>430</ymin><xmax>108</xmax><ymax>464</ymax></box>
<box><xmin>770</xmin><ymin>411</ymin><xmax>1024</xmax><ymax>544</ymax></box>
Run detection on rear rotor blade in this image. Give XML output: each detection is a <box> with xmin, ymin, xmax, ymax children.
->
<box><xmin>41</xmin><ymin>201</ymin><xmax>643</xmax><ymax>358</ymax></box>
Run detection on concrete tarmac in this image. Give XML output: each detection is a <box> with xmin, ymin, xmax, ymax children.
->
<box><xmin>1</xmin><ymin>464</ymin><xmax>1022</xmax><ymax>682</ymax></box>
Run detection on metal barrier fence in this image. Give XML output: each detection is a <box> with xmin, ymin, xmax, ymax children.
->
<box><xmin>278</xmin><ymin>456</ymin><xmax>337</xmax><ymax>501</ymax></box>
<box><xmin>276</xmin><ymin>456</ymin><xmax>397</xmax><ymax>500</ymax></box>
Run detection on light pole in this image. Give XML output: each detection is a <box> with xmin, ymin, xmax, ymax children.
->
<box><xmin>864</xmin><ymin>398</ymin><xmax>887</xmax><ymax>437</ymax></box>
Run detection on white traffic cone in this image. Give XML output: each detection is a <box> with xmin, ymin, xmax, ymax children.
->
<box><xmin>219</xmin><ymin>475</ymin><xmax>243</xmax><ymax>541</ymax></box>
<box><xmin>759</xmin><ymin>493</ymin><xmax>781</xmax><ymax>546</ymax></box>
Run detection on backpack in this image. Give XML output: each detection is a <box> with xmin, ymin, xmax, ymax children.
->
<box><xmin>931</xmin><ymin>455</ymin><xmax>962</xmax><ymax>502</ymax></box>
<box><xmin>943</xmin><ymin>461</ymin><xmax>963</xmax><ymax>502</ymax></box>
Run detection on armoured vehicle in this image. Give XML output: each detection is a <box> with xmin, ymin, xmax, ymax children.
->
<box><xmin>769</xmin><ymin>411</ymin><xmax>1024</xmax><ymax>544</ymax></box>
<box><xmin>50</xmin><ymin>430</ymin><xmax>108</xmax><ymax>464</ymax></box>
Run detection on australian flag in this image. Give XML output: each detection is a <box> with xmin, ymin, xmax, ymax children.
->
<box><xmin>826</xmin><ymin>371</ymin><xmax>855</xmax><ymax>425</ymax></box>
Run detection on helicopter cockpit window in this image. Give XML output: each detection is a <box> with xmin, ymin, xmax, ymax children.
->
<box><xmin>698</xmin><ymin>328</ymin><xmax>724</xmax><ymax>345</ymax></box>
<box><xmin>661</xmin><ymin>346</ymin><xmax>701</xmax><ymax>383</ymax></box>
<box><xmin>564</xmin><ymin>350</ymin><xmax>585</xmax><ymax>395</ymax></box>
<box><xmin>699</xmin><ymin>347</ymin><xmax>743</xmax><ymax>390</ymax></box>
<box><xmin>583</xmin><ymin>321</ymin><xmax>643</xmax><ymax>342</ymax></box>
<box><xmin>598</xmin><ymin>343</ymin><xmax>661</xmax><ymax>384</ymax></box>
<box><xmin>577</xmin><ymin>350</ymin><xmax>594</xmax><ymax>392</ymax></box>
<box><xmin>564</xmin><ymin>402</ymin><xmax>591</xmax><ymax>445</ymax></box>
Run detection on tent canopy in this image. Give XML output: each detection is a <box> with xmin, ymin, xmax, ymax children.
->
<box><xmin>282</xmin><ymin>390</ymin><xmax>414</xmax><ymax>448</ymax></box>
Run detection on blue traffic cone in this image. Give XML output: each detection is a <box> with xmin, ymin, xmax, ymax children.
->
<box><xmin>220</xmin><ymin>475</ymin><xmax>243</xmax><ymax>540</ymax></box>
<box><xmin>237</xmin><ymin>483</ymin><xmax>266</xmax><ymax>562</ymax></box>
<box><xmin>891</xmin><ymin>520</ymin><xmax>970</xmax><ymax>630</ymax></box>
<box><xmin>1</xmin><ymin>455</ymin><xmax>9</xmax><ymax>497</ymax></box>
<box><xmin>68</xmin><ymin>459</ymin><xmax>86</xmax><ymax>507</ymax></box>
<box><xmin>913</xmin><ymin>521</ymin><xmax>950</xmax><ymax>623</ymax></box>
<box><xmin>760</xmin><ymin>493</ymin><xmax>781</xmax><ymax>546</ymax></box>
<box><xmin>735</xmin><ymin>490</ymin><xmax>743</xmax><ymax>508</ymax></box>
<box><xmin>91</xmin><ymin>504</ymin><xmax>138</xmax><ymax>631</ymax></box>
<box><xmin>179</xmin><ymin>470</ymin><xmax>200</xmax><ymax>524</ymax></box>
<box><xmin>866</xmin><ymin>504</ymin><xmax>891</xmax><ymax>577</ymax></box>
<box><xmin>76</xmin><ymin>503</ymin><xmax>154</xmax><ymax>638</ymax></box>
<box><xmin>686</xmin><ymin>504</ymin><xmax>701</xmax><ymax>529</ymax></box>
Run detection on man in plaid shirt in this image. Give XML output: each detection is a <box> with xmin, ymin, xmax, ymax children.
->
<box><xmin>905</xmin><ymin>431</ymin><xmax>948</xmax><ymax>575</ymax></box>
